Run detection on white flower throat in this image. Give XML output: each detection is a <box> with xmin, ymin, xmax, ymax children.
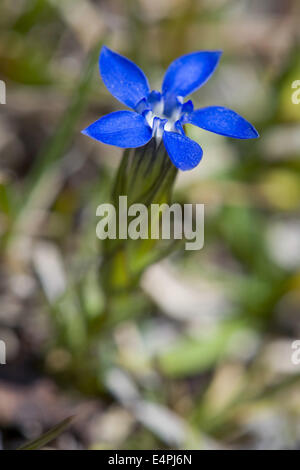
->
<box><xmin>144</xmin><ymin>95</ymin><xmax>184</xmax><ymax>140</ymax></box>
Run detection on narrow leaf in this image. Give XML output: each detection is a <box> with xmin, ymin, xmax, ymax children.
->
<box><xmin>18</xmin><ymin>416</ymin><xmax>74</xmax><ymax>450</ymax></box>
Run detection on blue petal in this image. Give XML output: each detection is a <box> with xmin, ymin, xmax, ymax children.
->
<box><xmin>163</xmin><ymin>131</ymin><xmax>203</xmax><ymax>171</ymax></box>
<box><xmin>174</xmin><ymin>120</ymin><xmax>185</xmax><ymax>135</ymax></box>
<box><xmin>135</xmin><ymin>97</ymin><xmax>150</xmax><ymax>114</ymax></box>
<box><xmin>99</xmin><ymin>46</ymin><xmax>150</xmax><ymax>109</ymax></box>
<box><xmin>163</xmin><ymin>94</ymin><xmax>183</xmax><ymax>118</ymax></box>
<box><xmin>162</xmin><ymin>51</ymin><xmax>222</xmax><ymax>98</ymax></box>
<box><xmin>187</xmin><ymin>106</ymin><xmax>259</xmax><ymax>139</ymax></box>
<box><xmin>147</xmin><ymin>90</ymin><xmax>162</xmax><ymax>107</ymax></box>
<box><xmin>181</xmin><ymin>100</ymin><xmax>194</xmax><ymax>115</ymax></box>
<box><xmin>82</xmin><ymin>111</ymin><xmax>152</xmax><ymax>148</ymax></box>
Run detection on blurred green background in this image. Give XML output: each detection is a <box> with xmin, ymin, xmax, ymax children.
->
<box><xmin>0</xmin><ymin>0</ymin><xmax>300</xmax><ymax>450</ymax></box>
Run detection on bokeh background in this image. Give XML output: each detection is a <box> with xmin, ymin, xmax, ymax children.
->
<box><xmin>0</xmin><ymin>0</ymin><xmax>300</xmax><ymax>450</ymax></box>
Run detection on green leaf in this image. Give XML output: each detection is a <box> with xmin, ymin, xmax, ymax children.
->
<box><xmin>18</xmin><ymin>416</ymin><xmax>74</xmax><ymax>450</ymax></box>
<box><xmin>158</xmin><ymin>320</ymin><xmax>250</xmax><ymax>378</ymax></box>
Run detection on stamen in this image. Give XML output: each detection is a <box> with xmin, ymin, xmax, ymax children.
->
<box><xmin>152</xmin><ymin>117</ymin><xmax>167</xmax><ymax>141</ymax></box>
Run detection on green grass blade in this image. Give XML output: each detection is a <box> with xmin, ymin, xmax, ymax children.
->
<box><xmin>18</xmin><ymin>416</ymin><xmax>74</xmax><ymax>450</ymax></box>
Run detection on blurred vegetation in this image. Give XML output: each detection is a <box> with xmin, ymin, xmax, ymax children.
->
<box><xmin>0</xmin><ymin>0</ymin><xmax>300</xmax><ymax>450</ymax></box>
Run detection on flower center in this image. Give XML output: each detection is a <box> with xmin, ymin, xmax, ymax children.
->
<box><xmin>147</xmin><ymin>94</ymin><xmax>183</xmax><ymax>138</ymax></box>
<box><xmin>136</xmin><ymin>91</ymin><xmax>193</xmax><ymax>141</ymax></box>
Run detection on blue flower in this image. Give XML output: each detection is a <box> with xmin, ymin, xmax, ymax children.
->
<box><xmin>82</xmin><ymin>46</ymin><xmax>259</xmax><ymax>171</ymax></box>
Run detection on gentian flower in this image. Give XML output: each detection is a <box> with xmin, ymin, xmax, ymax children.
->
<box><xmin>82</xmin><ymin>47</ymin><xmax>259</xmax><ymax>171</ymax></box>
